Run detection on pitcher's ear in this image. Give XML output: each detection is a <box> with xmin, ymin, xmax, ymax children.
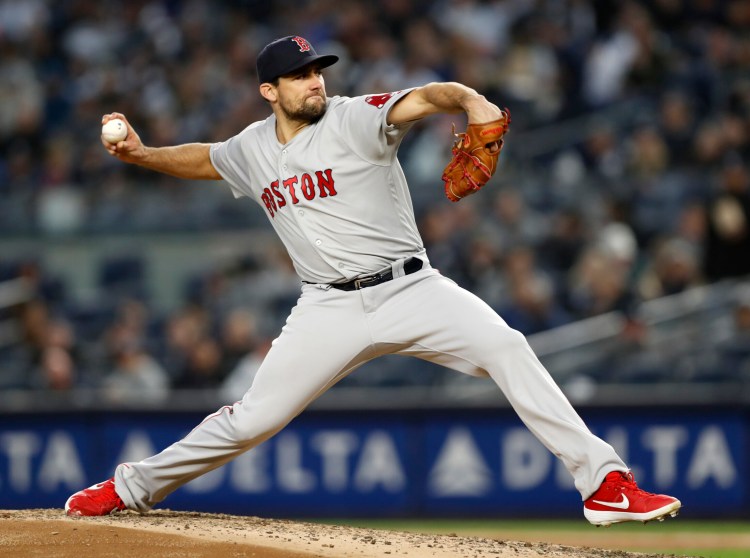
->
<box><xmin>259</xmin><ymin>83</ymin><xmax>277</xmax><ymax>103</ymax></box>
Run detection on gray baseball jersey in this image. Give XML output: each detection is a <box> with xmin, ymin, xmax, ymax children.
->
<box><xmin>112</xmin><ymin>90</ymin><xmax>628</xmax><ymax>513</ymax></box>
<box><xmin>210</xmin><ymin>89</ymin><xmax>426</xmax><ymax>283</ymax></box>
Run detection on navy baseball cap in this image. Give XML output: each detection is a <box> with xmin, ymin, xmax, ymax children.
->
<box><xmin>256</xmin><ymin>36</ymin><xmax>339</xmax><ymax>84</ymax></box>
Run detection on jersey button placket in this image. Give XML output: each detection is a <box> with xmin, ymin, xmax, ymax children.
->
<box><xmin>282</xmin><ymin>148</ymin><xmax>320</xmax><ymax>254</ymax></box>
<box><xmin>280</xmin><ymin>149</ymin><xmax>288</xmax><ymax>172</ymax></box>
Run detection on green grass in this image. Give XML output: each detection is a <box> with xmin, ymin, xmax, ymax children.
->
<box><xmin>314</xmin><ymin>518</ymin><xmax>750</xmax><ymax>557</ymax></box>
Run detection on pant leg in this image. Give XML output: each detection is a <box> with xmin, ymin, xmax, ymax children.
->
<box><xmin>116</xmin><ymin>284</ymin><xmax>375</xmax><ymax>511</ymax></box>
<box><xmin>365</xmin><ymin>268</ymin><xmax>626</xmax><ymax>500</ymax></box>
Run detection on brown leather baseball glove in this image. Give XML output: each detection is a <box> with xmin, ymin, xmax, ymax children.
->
<box><xmin>441</xmin><ymin>110</ymin><xmax>511</xmax><ymax>202</ymax></box>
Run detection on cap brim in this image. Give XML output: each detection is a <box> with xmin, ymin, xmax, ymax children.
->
<box><xmin>272</xmin><ymin>54</ymin><xmax>339</xmax><ymax>82</ymax></box>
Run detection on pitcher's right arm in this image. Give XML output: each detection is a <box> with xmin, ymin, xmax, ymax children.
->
<box><xmin>101</xmin><ymin>113</ymin><xmax>222</xmax><ymax>180</ymax></box>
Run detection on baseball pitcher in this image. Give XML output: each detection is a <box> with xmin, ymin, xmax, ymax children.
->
<box><xmin>65</xmin><ymin>36</ymin><xmax>680</xmax><ymax>527</ymax></box>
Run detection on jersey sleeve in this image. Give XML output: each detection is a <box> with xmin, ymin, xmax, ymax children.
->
<box><xmin>338</xmin><ymin>88</ymin><xmax>418</xmax><ymax>165</ymax></box>
<box><xmin>210</xmin><ymin>124</ymin><xmax>261</xmax><ymax>199</ymax></box>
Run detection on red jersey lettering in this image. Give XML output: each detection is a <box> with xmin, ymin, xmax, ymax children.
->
<box><xmin>263</xmin><ymin>170</ymin><xmax>337</xmax><ymax>217</ymax></box>
<box><xmin>316</xmin><ymin>169</ymin><xmax>337</xmax><ymax>197</ymax></box>
<box><xmin>270</xmin><ymin>180</ymin><xmax>286</xmax><ymax>207</ymax></box>
<box><xmin>300</xmin><ymin>173</ymin><xmax>315</xmax><ymax>201</ymax></box>
<box><xmin>283</xmin><ymin>176</ymin><xmax>300</xmax><ymax>204</ymax></box>
<box><xmin>261</xmin><ymin>189</ymin><xmax>276</xmax><ymax>217</ymax></box>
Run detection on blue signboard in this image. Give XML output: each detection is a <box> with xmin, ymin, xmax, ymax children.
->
<box><xmin>0</xmin><ymin>408</ymin><xmax>746</xmax><ymax>517</ymax></box>
<box><xmin>421</xmin><ymin>413</ymin><xmax>746</xmax><ymax>516</ymax></box>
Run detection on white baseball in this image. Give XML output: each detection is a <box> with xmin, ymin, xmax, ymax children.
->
<box><xmin>102</xmin><ymin>118</ymin><xmax>128</xmax><ymax>144</ymax></box>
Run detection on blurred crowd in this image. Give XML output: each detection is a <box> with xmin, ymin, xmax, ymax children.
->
<box><xmin>1</xmin><ymin>0</ymin><xmax>750</xmax><ymax>400</ymax></box>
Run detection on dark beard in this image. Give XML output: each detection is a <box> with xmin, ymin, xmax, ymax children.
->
<box><xmin>283</xmin><ymin>96</ymin><xmax>327</xmax><ymax>123</ymax></box>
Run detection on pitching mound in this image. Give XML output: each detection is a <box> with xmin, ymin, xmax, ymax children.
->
<box><xmin>1</xmin><ymin>509</ymin><xmax>673</xmax><ymax>557</ymax></box>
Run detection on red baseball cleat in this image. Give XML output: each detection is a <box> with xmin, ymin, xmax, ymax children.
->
<box><xmin>584</xmin><ymin>471</ymin><xmax>681</xmax><ymax>526</ymax></box>
<box><xmin>65</xmin><ymin>478</ymin><xmax>127</xmax><ymax>517</ymax></box>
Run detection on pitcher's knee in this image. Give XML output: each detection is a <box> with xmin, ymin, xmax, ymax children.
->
<box><xmin>476</xmin><ymin>327</ymin><xmax>532</xmax><ymax>366</ymax></box>
<box><xmin>505</xmin><ymin>328</ymin><xmax>531</xmax><ymax>349</ymax></box>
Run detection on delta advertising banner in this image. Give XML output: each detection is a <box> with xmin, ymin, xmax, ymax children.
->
<box><xmin>0</xmin><ymin>407</ymin><xmax>746</xmax><ymax>518</ymax></box>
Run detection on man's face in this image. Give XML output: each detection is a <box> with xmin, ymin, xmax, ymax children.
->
<box><xmin>275</xmin><ymin>64</ymin><xmax>327</xmax><ymax>123</ymax></box>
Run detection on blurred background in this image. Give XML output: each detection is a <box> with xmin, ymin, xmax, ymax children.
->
<box><xmin>0</xmin><ymin>0</ymin><xmax>749</xmax><ymax>520</ymax></box>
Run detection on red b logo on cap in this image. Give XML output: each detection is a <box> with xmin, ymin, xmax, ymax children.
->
<box><xmin>291</xmin><ymin>36</ymin><xmax>311</xmax><ymax>52</ymax></box>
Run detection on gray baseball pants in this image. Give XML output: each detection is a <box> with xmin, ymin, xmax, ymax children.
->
<box><xmin>115</xmin><ymin>263</ymin><xmax>626</xmax><ymax>511</ymax></box>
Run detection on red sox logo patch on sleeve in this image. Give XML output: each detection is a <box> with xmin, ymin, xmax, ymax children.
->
<box><xmin>365</xmin><ymin>91</ymin><xmax>402</xmax><ymax>109</ymax></box>
<box><xmin>291</xmin><ymin>36</ymin><xmax>311</xmax><ymax>52</ymax></box>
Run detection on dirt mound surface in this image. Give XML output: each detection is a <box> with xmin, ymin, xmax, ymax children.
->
<box><xmin>0</xmin><ymin>509</ymin><xmax>681</xmax><ymax>558</ymax></box>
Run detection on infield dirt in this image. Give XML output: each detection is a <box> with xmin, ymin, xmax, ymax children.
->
<box><xmin>0</xmin><ymin>508</ymin><xmax>701</xmax><ymax>557</ymax></box>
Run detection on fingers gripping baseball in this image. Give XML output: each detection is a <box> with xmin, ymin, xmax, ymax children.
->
<box><xmin>441</xmin><ymin>109</ymin><xmax>511</xmax><ymax>202</ymax></box>
<box><xmin>100</xmin><ymin>113</ymin><xmax>145</xmax><ymax>162</ymax></box>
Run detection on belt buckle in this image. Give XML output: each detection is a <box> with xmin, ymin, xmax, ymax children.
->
<box><xmin>354</xmin><ymin>274</ymin><xmax>380</xmax><ymax>290</ymax></box>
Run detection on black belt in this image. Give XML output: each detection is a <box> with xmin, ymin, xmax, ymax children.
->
<box><xmin>330</xmin><ymin>257</ymin><xmax>423</xmax><ymax>291</ymax></box>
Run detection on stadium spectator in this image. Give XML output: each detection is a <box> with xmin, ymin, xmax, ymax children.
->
<box><xmin>637</xmin><ymin>237</ymin><xmax>704</xmax><ymax>300</ymax></box>
<box><xmin>101</xmin><ymin>339</ymin><xmax>169</xmax><ymax>405</ymax></box>
<box><xmin>704</xmin><ymin>154</ymin><xmax>750</xmax><ymax>280</ymax></box>
<box><xmin>219</xmin><ymin>338</ymin><xmax>272</xmax><ymax>403</ymax></box>
<box><xmin>174</xmin><ymin>336</ymin><xmax>224</xmax><ymax>389</ymax></box>
<box><xmin>496</xmin><ymin>273</ymin><xmax>572</xmax><ymax>336</ymax></box>
<box><xmin>566</xmin><ymin>246</ymin><xmax>636</xmax><ymax>319</ymax></box>
<box><xmin>218</xmin><ymin>309</ymin><xmax>260</xmax><ymax>377</ymax></box>
<box><xmin>30</xmin><ymin>346</ymin><xmax>76</xmax><ymax>392</ymax></box>
<box><xmin>718</xmin><ymin>292</ymin><xmax>750</xmax><ymax>379</ymax></box>
<box><xmin>0</xmin><ymin>0</ymin><xmax>749</xmax><ymax>393</ymax></box>
<box><xmin>160</xmin><ymin>304</ymin><xmax>212</xmax><ymax>382</ymax></box>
